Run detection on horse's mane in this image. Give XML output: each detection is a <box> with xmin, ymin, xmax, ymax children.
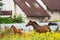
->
<box><xmin>11</xmin><ymin>25</ymin><xmax>16</xmax><ymax>28</ymax></box>
<box><xmin>32</xmin><ymin>21</ymin><xmax>39</xmax><ymax>25</ymax></box>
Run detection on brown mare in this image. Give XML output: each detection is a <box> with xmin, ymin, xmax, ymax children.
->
<box><xmin>26</xmin><ymin>20</ymin><xmax>51</xmax><ymax>33</ymax></box>
<box><xmin>10</xmin><ymin>25</ymin><xmax>22</xmax><ymax>34</ymax></box>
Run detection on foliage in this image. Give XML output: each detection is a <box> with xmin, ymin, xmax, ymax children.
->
<box><xmin>0</xmin><ymin>2</ymin><xmax>4</xmax><ymax>6</ymax></box>
<box><xmin>13</xmin><ymin>15</ymin><xmax>24</xmax><ymax>23</ymax></box>
<box><xmin>0</xmin><ymin>15</ymin><xmax>24</xmax><ymax>24</ymax></box>
<box><xmin>0</xmin><ymin>17</ymin><xmax>15</xmax><ymax>24</ymax></box>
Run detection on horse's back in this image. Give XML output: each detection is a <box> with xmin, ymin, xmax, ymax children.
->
<box><xmin>36</xmin><ymin>26</ymin><xmax>50</xmax><ymax>33</ymax></box>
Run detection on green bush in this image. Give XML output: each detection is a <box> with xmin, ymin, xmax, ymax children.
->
<box><xmin>0</xmin><ymin>15</ymin><xmax>24</xmax><ymax>24</ymax></box>
<box><xmin>0</xmin><ymin>17</ymin><xmax>15</xmax><ymax>24</ymax></box>
<box><xmin>14</xmin><ymin>15</ymin><xmax>24</xmax><ymax>23</ymax></box>
<box><xmin>0</xmin><ymin>2</ymin><xmax>4</xmax><ymax>6</ymax></box>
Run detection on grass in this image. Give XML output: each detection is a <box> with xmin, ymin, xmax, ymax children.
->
<box><xmin>0</xmin><ymin>31</ymin><xmax>60</xmax><ymax>40</ymax></box>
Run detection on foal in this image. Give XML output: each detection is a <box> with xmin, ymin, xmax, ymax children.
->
<box><xmin>26</xmin><ymin>20</ymin><xmax>51</xmax><ymax>33</ymax></box>
<box><xmin>10</xmin><ymin>25</ymin><xmax>22</xmax><ymax>34</ymax></box>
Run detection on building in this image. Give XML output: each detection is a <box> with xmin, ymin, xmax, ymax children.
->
<box><xmin>1</xmin><ymin>0</ymin><xmax>50</xmax><ymax>22</ymax></box>
<box><xmin>13</xmin><ymin>0</ymin><xmax>50</xmax><ymax>22</ymax></box>
<box><xmin>42</xmin><ymin>0</ymin><xmax>60</xmax><ymax>21</ymax></box>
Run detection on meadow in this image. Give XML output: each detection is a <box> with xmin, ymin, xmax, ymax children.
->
<box><xmin>0</xmin><ymin>30</ymin><xmax>60</xmax><ymax>40</ymax></box>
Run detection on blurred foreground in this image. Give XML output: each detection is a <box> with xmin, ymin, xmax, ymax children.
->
<box><xmin>0</xmin><ymin>30</ymin><xmax>60</xmax><ymax>40</ymax></box>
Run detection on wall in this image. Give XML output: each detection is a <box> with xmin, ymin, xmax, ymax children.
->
<box><xmin>26</xmin><ymin>17</ymin><xmax>47</xmax><ymax>22</ymax></box>
<box><xmin>15</xmin><ymin>5</ymin><xmax>27</xmax><ymax>22</ymax></box>
<box><xmin>26</xmin><ymin>17</ymin><xmax>40</xmax><ymax>22</ymax></box>
<box><xmin>47</xmin><ymin>10</ymin><xmax>60</xmax><ymax>21</ymax></box>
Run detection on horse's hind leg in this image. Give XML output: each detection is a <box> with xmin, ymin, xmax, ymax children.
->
<box><xmin>49</xmin><ymin>29</ymin><xmax>51</xmax><ymax>32</ymax></box>
<box><xmin>14</xmin><ymin>32</ymin><xmax>16</xmax><ymax>34</ymax></box>
<box><xmin>47</xmin><ymin>27</ymin><xmax>51</xmax><ymax>32</ymax></box>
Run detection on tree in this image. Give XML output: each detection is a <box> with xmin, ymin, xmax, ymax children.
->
<box><xmin>0</xmin><ymin>2</ymin><xmax>4</xmax><ymax>14</ymax></box>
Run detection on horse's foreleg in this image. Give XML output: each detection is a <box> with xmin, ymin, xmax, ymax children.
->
<box><xmin>14</xmin><ymin>32</ymin><xmax>16</xmax><ymax>34</ymax></box>
<box><xmin>19</xmin><ymin>32</ymin><xmax>22</xmax><ymax>34</ymax></box>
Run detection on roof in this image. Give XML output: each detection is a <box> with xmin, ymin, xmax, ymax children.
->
<box><xmin>13</xmin><ymin>0</ymin><xmax>50</xmax><ymax>17</ymax></box>
<box><xmin>42</xmin><ymin>0</ymin><xmax>60</xmax><ymax>11</ymax></box>
<box><xmin>0</xmin><ymin>11</ymin><xmax>12</xmax><ymax>15</ymax></box>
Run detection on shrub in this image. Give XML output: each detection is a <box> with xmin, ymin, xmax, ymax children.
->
<box><xmin>0</xmin><ymin>17</ymin><xmax>15</xmax><ymax>24</ymax></box>
<box><xmin>13</xmin><ymin>15</ymin><xmax>24</xmax><ymax>23</ymax></box>
<box><xmin>0</xmin><ymin>2</ymin><xmax>4</xmax><ymax>6</ymax></box>
<box><xmin>0</xmin><ymin>15</ymin><xmax>24</xmax><ymax>24</ymax></box>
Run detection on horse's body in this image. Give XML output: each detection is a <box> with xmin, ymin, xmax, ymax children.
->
<box><xmin>10</xmin><ymin>25</ymin><xmax>22</xmax><ymax>34</ymax></box>
<box><xmin>26</xmin><ymin>20</ymin><xmax>51</xmax><ymax>33</ymax></box>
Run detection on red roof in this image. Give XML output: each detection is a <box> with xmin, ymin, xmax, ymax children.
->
<box><xmin>0</xmin><ymin>11</ymin><xmax>12</xmax><ymax>15</ymax></box>
<box><xmin>42</xmin><ymin>0</ymin><xmax>60</xmax><ymax>11</ymax></box>
<box><xmin>13</xmin><ymin>0</ymin><xmax>50</xmax><ymax>17</ymax></box>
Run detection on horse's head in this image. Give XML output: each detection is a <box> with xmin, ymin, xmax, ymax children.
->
<box><xmin>26</xmin><ymin>20</ymin><xmax>33</xmax><ymax>27</ymax></box>
<box><xmin>10</xmin><ymin>25</ymin><xmax>15</xmax><ymax>29</ymax></box>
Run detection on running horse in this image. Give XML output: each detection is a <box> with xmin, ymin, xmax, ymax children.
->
<box><xmin>26</xmin><ymin>20</ymin><xmax>51</xmax><ymax>33</ymax></box>
<box><xmin>10</xmin><ymin>25</ymin><xmax>22</xmax><ymax>34</ymax></box>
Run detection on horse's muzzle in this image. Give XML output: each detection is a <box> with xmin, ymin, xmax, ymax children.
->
<box><xmin>26</xmin><ymin>25</ymin><xmax>28</xmax><ymax>27</ymax></box>
<box><xmin>21</xmin><ymin>29</ymin><xmax>23</xmax><ymax>30</ymax></box>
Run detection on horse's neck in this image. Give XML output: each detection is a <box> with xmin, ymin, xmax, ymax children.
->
<box><xmin>13</xmin><ymin>27</ymin><xmax>17</xmax><ymax>31</ymax></box>
<box><xmin>32</xmin><ymin>23</ymin><xmax>40</xmax><ymax>29</ymax></box>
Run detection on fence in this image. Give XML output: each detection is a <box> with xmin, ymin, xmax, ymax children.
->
<box><xmin>0</xmin><ymin>22</ymin><xmax>60</xmax><ymax>32</ymax></box>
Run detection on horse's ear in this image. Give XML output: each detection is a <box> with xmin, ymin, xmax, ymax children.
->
<box><xmin>29</xmin><ymin>20</ymin><xmax>32</xmax><ymax>22</ymax></box>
